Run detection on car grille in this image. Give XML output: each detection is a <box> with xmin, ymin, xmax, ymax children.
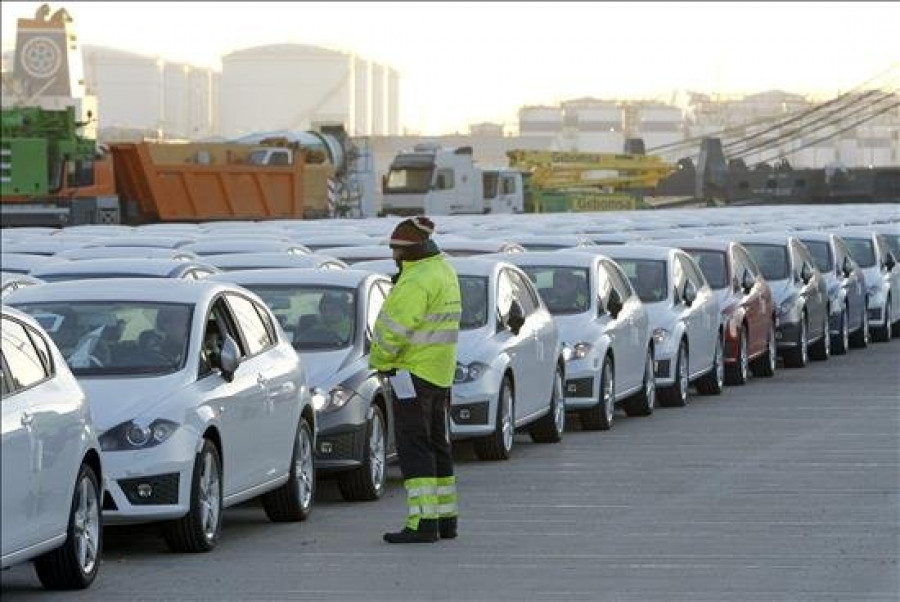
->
<box><xmin>565</xmin><ymin>377</ymin><xmax>594</xmax><ymax>398</ymax></box>
<box><xmin>118</xmin><ymin>473</ymin><xmax>179</xmax><ymax>506</ymax></box>
<box><xmin>655</xmin><ymin>360</ymin><xmax>671</xmax><ymax>378</ymax></box>
<box><xmin>451</xmin><ymin>402</ymin><xmax>489</xmax><ymax>425</ymax></box>
<box><xmin>317</xmin><ymin>430</ymin><xmax>363</xmax><ymax>461</ymax></box>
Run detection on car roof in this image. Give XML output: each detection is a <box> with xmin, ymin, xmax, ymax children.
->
<box><xmin>209</xmin><ymin>268</ymin><xmax>383</xmax><ymax>287</ymax></box>
<box><xmin>30</xmin><ymin>258</ymin><xmax>216</xmax><ymax>278</ymax></box>
<box><xmin>446</xmin><ymin>256</ymin><xmax>512</xmax><ymax>277</ymax></box>
<box><xmin>4</xmin><ymin>278</ymin><xmax>232</xmax><ymax>305</ymax></box>
<box><xmin>589</xmin><ymin>244</ymin><xmax>676</xmax><ymax>260</ymax></box>
<box><xmin>203</xmin><ymin>252</ymin><xmax>346</xmax><ymax>269</ymax></box>
<box><xmin>652</xmin><ymin>238</ymin><xmax>733</xmax><ymax>252</ymax></box>
<box><xmin>734</xmin><ymin>233</ymin><xmax>795</xmax><ymax>246</ymax></box>
<box><xmin>487</xmin><ymin>250</ymin><xmax>603</xmax><ymax>268</ymax></box>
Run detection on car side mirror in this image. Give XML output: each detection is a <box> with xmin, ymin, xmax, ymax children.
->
<box><xmin>885</xmin><ymin>252</ymin><xmax>897</xmax><ymax>272</ymax></box>
<box><xmin>607</xmin><ymin>289</ymin><xmax>624</xmax><ymax>319</ymax></box>
<box><xmin>507</xmin><ymin>299</ymin><xmax>525</xmax><ymax>335</ymax></box>
<box><xmin>683</xmin><ymin>281</ymin><xmax>698</xmax><ymax>307</ymax></box>
<box><xmin>841</xmin><ymin>255</ymin><xmax>854</xmax><ymax>278</ymax></box>
<box><xmin>741</xmin><ymin>269</ymin><xmax>755</xmax><ymax>294</ymax></box>
<box><xmin>800</xmin><ymin>262</ymin><xmax>813</xmax><ymax>285</ymax></box>
<box><xmin>218</xmin><ymin>335</ymin><xmax>241</xmax><ymax>382</ymax></box>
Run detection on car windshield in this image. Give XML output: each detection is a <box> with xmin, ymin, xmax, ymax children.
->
<box><xmin>458</xmin><ymin>276</ymin><xmax>488</xmax><ymax>329</ymax></box>
<box><xmin>802</xmin><ymin>240</ymin><xmax>833</xmax><ymax>272</ymax></box>
<box><xmin>12</xmin><ymin>301</ymin><xmax>193</xmax><ymax>376</ymax></box>
<box><xmin>245</xmin><ymin>285</ymin><xmax>356</xmax><ymax>350</ymax></box>
<box><xmin>686</xmin><ymin>250</ymin><xmax>728</xmax><ymax>289</ymax></box>
<box><xmin>843</xmin><ymin>237</ymin><xmax>876</xmax><ymax>268</ymax></box>
<box><xmin>384</xmin><ymin>167</ymin><xmax>433</xmax><ymax>194</ymax></box>
<box><xmin>520</xmin><ymin>243</ymin><xmax>568</xmax><ymax>251</ymax></box>
<box><xmin>521</xmin><ymin>266</ymin><xmax>590</xmax><ymax>314</ymax></box>
<box><xmin>744</xmin><ymin>244</ymin><xmax>790</xmax><ymax>281</ymax></box>
<box><xmin>615</xmin><ymin>259</ymin><xmax>668</xmax><ymax>303</ymax></box>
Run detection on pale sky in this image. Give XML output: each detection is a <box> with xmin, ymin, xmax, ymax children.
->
<box><xmin>2</xmin><ymin>1</ymin><xmax>898</xmax><ymax>134</ymax></box>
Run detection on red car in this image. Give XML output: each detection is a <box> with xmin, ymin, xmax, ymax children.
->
<box><xmin>660</xmin><ymin>239</ymin><xmax>778</xmax><ymax>385</ymax></box>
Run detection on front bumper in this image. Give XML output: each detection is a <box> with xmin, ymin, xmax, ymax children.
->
<box><xmin>652</xmin><ymin>344</ymin><xmax>677</xmax><ymax>387</ymax></box>
<box><xmin>314</xmin><ymin>400</ymin><xmax>370</xmax><ymax>472</ymax></box>
<box><xmin>450</xmin><ymin>378</ymin><xmax>497</xmax><ymax>440</ymax></box>
<box><xmin>562</xmin><ymin>357</ymin><xmax>599</xmax><ymax>410</ymax></box>
<box><xmin>776</xmin><ymin>318</ymin><xmax>802</xmax><ymax>350</ymax></box>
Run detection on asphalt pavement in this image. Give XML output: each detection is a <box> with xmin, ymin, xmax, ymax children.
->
<box><xmin>3</xmin><ymin>338</ymin><xmax>898</xmax><ymax>602</ymax></box>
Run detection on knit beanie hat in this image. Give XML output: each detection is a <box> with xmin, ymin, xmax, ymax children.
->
<box><xmin>389</xmin><ymin>216</ymin><xmax>435</xmax><ymax>249</ymax></box>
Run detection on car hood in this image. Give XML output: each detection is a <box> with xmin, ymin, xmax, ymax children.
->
<box><xmin>553</xmin><ymin>313</ymin><xmax>601</xmax><ymax>345</ymax></box>
<box><xmin>78</xmin><ymin>372</ymin><xmax>191</xmax><ymax>432</ymax></box>
<box><xmin>643</xmin><ymin>301</ymin><xmax>677</xmax><ymax>331</ymax></box>
<box><xmin>298</xmin><ymin>348</ymin><xmax>361</xmax><ymax>390</ymax></box>
<box><xmin>457</xmin><ymin>326</ymin><xmax>497</xmax><ymax>364</ymax></box>
<box><xmin>862</xmin><ymin>267</ymin><xmax>884</xmax><ymax>289</ymax></box>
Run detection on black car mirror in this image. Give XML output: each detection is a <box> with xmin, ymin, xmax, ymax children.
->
<box><xmin>741</xmin><ymin>269</ymin><xmax>755</xmax><ymax>294</ymax></box>
<box><xmin>683</xmin><ymin>281</ymin><xmax>698</xmax><ymax>307</ymax></box>
<box><xmin>507</xmin><ymin>299</ymin><xmax>525</xmax><ymax>335</ymax></box>
<box><xmin>218</xmin><ymin>335</ymin><xmax>241</xmax><ymax>382</ymax></box>
<box><xmin>842</xmin><ymin>255</ymin><xmax>854</xmax><ymax>278</ymax></box>
<box><xmin>800</xmin><ymin>262</ymin><xmax>813</xmax><ymax>284</ymax></box>
<box><xmin>607</xmin><ymin>289</ymin><xmax>624</xmax><ymax>318</ymax></box>
<box><xmin>885</xmin><ymin>252</ymin><xmax>897</xmax><ymax>272</ymax></box>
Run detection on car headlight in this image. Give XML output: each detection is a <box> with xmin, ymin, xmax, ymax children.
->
<box><xmin>454</xmin><ymin>361</ymin><xmax>489</xmax><ymax>384</ymax></box>
<box><xmin>99</xmin><ymin>419</ymin><xmax>179</xmax><ymax>452</ymax></box>
<box><xmin>652</xmin><ymin>328</ymin><xmax>670</xmax><ymax>344</ymax></box>
<box><xmin>311</xmin><ymin>385</ymin><xmax>355</xmax><ymax>412</ymax></box>
<box><xmin>571</xmin><ymin>342</ymin><xmax>594</xmax><ymax>360</ymax></box>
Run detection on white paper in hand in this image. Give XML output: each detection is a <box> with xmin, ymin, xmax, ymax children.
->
<box><xmin>389</xmin><ymin>370</ymin><xmax>417</xmax><ymax>400</ymax></box>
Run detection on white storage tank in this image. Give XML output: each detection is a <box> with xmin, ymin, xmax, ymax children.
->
<box><xmin>519</xmin><ymin>105</ymin><xmax>563</xmax><ymax>136</ymax></box>
<box><xmin>82</xmin><ymin>45</ymin><xmax>165</xmax><ymax>134</ymax></box>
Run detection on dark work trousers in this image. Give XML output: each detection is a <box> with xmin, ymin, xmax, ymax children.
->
<box><xmin>392</xmin><ymin>374</ymin><xmax>454</xmax><ymax>482</ymax></box>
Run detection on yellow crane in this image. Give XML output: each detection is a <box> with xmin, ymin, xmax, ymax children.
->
<box><xmin>507</xmin><ymin>149</ymin><xmax>676</xmax><ymax>212</ymax></box>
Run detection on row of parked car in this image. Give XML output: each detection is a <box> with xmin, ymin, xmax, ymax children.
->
<box><xmin>2</xmin><ymin>204</ymin><xmax>897</xmax><ymax>589</ymax></box>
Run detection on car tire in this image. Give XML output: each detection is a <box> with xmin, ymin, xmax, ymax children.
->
<box><xmin>163</xmin><ymin>439</ymin><xmax>223</xmax><ymax>553</ymax></box>
<box><xmin>783</xmin><ymin>313</ymin><xmax>809</xmax><ymax>369</ymax></box>
<box><xmin>623</xmin><ymin>349</ymin><xmax>656</xmax><ymax>417</ymax></box>
<box><xmin>751</xmin><ymin>323</ymin><xmax>777</xmax><ymax>378</ymax></box>
<box><xmin>338</xmin><ymin>406</ymin><xmax>387</xmax><ymax>502</ymax></box>
<box><xmin>809</xmin><ymin>313</ymin><xmax>831</xmax><ymax>360</ymax></box>
<box><xmin>580</xmin><ymin>356</ymin><xmax>614</xmax><ymax>431</ymax></box>
<box><xmin>530</xmin><ymin>364</ymin><xmax>565</xmax><ymax>443</ymax></box>
<box><xmin>725</xmin><ymin>328</ymin><xmax>750</xmax><ymax>385</ymax></box>
<box><xmin>263</xmin><ymin>418</ymin><xmax>315</xmax><ymax>521</ymax></box>
<box><xmin>474</xmin><ymin>376</ymin><xmax>514</xmax><ymax>461</ymax></box>
<box><xmin>34</xmin><ymin>463</ymin><xmax>102</xmax><ymax>590</ymax></box>
<box><xmin>872</xmin><ymin>297</ymin><xmax>891</xmax><ymax>343</ymax></box>
<box><xmin>659</xmin><ymin>341</ymin><xmax>689</xmax><ymax>407</ymax></box>
<box><xmin>697</xmin><ymin>334</ymin><xmax>725</xmax><ymax>395</ymax></box>
<box><xmin>832</xmin><ymin>306</ymin><xmax>850</xmax><ymax>355</ymax></box>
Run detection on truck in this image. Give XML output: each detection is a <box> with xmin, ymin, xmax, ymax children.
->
<box><xmin>381</xmin><ymin>144</ymin><xmax>524</xmax><ymax>216</ymax></box>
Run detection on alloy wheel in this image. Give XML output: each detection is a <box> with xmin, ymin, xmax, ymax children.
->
<box><xmin>602</xmin><ymin>362</ymin><xmax>614</xmax><ymax>425</ymax></box>
<box><xmin>295</xmin><ymin>425</ymin><xmax>315</xmax><ymax>511</ymax></box>
<box><xmin>369</xmin><ymin>412</ymin><xmax>386</xmax><ymax>492</ymax></box>
<box><xmin>645</xmin><ymin>353</ymin><xmax>656</xmax><ymax>410</ymax></box>
<box><xmin>678</xmin><ymin>347</ymin><xmax>689</xmax><ymax>401</ymax></box>
<box><xmin>739</xmin><ymin>333</ymin><xmax>749</xmax><ymax>382</ymax></box>
<box><xmin>552</xmin><ymin>370</ymin><xmax>565</xmax><ymax>435</ymax></box>
<box><xmin>199</xmin><ymin>451</ymin><xmax>221</xmax><ymax>543</ymax></box>
<box><xmin>501</xmin><ymin>386</ymin><xmax>514</xmax><ymax>452</ymax></box>
<box><xmin>74</xmin><ymin>473</ymin><xmax>100</xmax><ymax>575</ymax></box>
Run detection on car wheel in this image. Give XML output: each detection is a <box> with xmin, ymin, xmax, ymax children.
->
<box><xmin>659</xmin><ymin>341</ymin><xmax>689</xmax><ymax>407</ymax></box>
<box><xmin>263</xmin><ymin>417</ymin><xmax>315</xmax><ymax>520</ymax></box>
<box><xmin>530</xmin><ymin>365</ymin><xmax>565</xmax><ymax>443</ymax></box>
<box><xmin>624</xmin><ymin>349</ymin><xmax>656</xmax><ymax>417</ymax></box>
<box><xmin>163</xmin><ymin>439</ymin><xmax>223</xmax><ymax>553</ymax></box>
<box><xmin>338</xmin><ymin>405</ymin><xmax>387</xmax><ymax>501</ymax></box>
<box><xmin>751</xmin><ymin>323</ymin><xmax>777</xmax><ymax>378</ymax></box>
<box><xmin>474</xmin><ymin>376</ymin><xmax>514</xmax><ymax>461</ymax></box>
<box><xmin>726</xmin><ymin>328</ymin><xmax>749</xmax><ymax>385</ymax></box>
<box><xmin>580</xmin><ymin>356</ymin><xmax>614</xmax><ymax>431</ymax></box>
<box><xmin>697</xmin><ymin>334</ymin><xmax>725</xmax><ymax>395</ymax></box>
<box><xmin>832</xmin><ymin>306</ymin><xmax>849</xmax><ymax>355</ymax></box>
<box><xmin>784</xmin><ymin>313</ymin><xmax>808</xmax><ymax>368</ymax></box>
<box><xmin>872</xmin><ymin>297</ymin><xmax>891</xmax><ymax>343</ymax></box>
<box><xmin>810</xmin><ymin>313</ymin><xmax>830</xmax><ymax>360</ymax></box>
<box><xmin>34</xmin><ymin>463</ymin><xmax>102</xmax><ymax>590</ymax></box>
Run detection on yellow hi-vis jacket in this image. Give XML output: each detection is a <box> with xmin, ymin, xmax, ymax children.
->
<box><xmin>369</xmin><ymin>254</ymin><xmax>461</xmax><ymax>388</ymax></box>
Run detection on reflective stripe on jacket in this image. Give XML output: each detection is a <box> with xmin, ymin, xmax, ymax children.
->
<box><xmin>369</xmin><ymin>254</ymin><xmax>461</xmax><ymax>387</ymax></box>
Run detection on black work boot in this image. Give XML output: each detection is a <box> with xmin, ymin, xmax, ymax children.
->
<box><xmin>439</xmin><ymin>517</ymin><xmax>457</xmax><ymax>539</ymax></box>
<box><xmin>383</xmin><ymin>519</ymin><xmax>438</xmax><ymax>544</ymax></box>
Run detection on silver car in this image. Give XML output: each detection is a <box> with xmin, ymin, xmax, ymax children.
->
<box><xmin>7</xmin><ymin>279</ymin><xmax>316</xmax><ymax>553</ymax></box>
<box><xmin>500</xmin><ymin>251</ymin><xmax>656</xmax><ymax>430</ymax></box>
<box><xmin>448</xmin><ymin>258</ymin><xmax>566</xmax><ymax>461</ymax></box>
<box><xmin>1</xmin><ymin>306</ymin><xmax>103</xmax><ymax>589</ymax></box>
<box><xmin>591</xmin><ymin>245</ymin><xmax>725</xmax><ymax>407</ymax></box>
<box><xmin>1</xmin><ymin>272</ymin><xmax>44</xmax><ymax>298</ymax></box>
<box><xmin>30</xmin><ymin>258</ymin><xmax>221</xmax><ymax>282</ymax></box>
<box><xmin>210</xmin><ymin>269</ymin><xmax>397</xmax><ymax>501</ymax></box>
<box><xmin>836</xmin><ymin>228</ymin><xmax>900</xmax><ymax>341</ymax></box>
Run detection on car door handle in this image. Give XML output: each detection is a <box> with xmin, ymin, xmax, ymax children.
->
<box><xmin>21</xmin><ymin>412</ymin><xmax>34</xmax><ymax>427</ymax></box>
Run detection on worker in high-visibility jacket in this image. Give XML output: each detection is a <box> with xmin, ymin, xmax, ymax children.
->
<box><xmin>370</xmin><ymin>216</ymin><xmax>462</xmax><ymax>544</ymax></box>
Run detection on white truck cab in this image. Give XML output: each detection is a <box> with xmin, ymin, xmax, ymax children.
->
<box><xmin>382</xmin><ymin>144</ymin><xmax>523</xmax><ymax>216</ymax></box>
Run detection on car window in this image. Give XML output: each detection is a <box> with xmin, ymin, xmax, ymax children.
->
<box><xmin>24</xmin><ymin>323</ymin><xmax>54</xmax><ymax>375</ymax></box>
<box><xmin>509</xmin><ymin>270</ymin><xmax>541</xmax><ymax>315</ymax></box>
<box><xmin>199</xmin><ymin>298</ymin><xmax>243</xmax><ymax>376</ymax></box>
<box><xmin>497</xmin><ymin>270</ymin><xmax>515</xmax><ymax>319</ymax></box>
<box><xmin>733</xmin><ymin>245</ymin><xmax>759</xmax><ymax>279</ymax></box>
<box><xmin>596</xmin><ymin>262</ymin><xmax>613</xmax><ymax>305</ymax></box>
<box><xmin>833</xmin><ymin>237</ymin><xmax>852</xmax><ymax>268</ymax></box>
<box><xmin>680</xmin><ymin>254</ymin><xmax>707</xmax><ymax>289</ymax></box>
<box><xmin>0</xmin><ymin>355</ymin><xmax>10</xmax><ymax>397</ymax></box>
<box><xmin>11</xmin><ymin>301</ymin><xmax>193</xmax><ymax>376</ymax></box>
<box><xmin>802</xmin><ymin>240</ymin><xmax>833</xmax><ymax>273</ymax></box>
<box><xmin>458</xmin><ymin>276</ymin><xmax>489</xmax><ymax>330</ymax></box>
<box><xmin>226</xmin><ymin>294</ymin><xmax>274</xmax><ymax>356</ymax></box>
<box><xmin>367</xmin><ymin>281</ymin><xmax>387</xmax><ymax>336</ymax></box>
<box><xmin>686</xmin><ymin>250</ymin><xmax>727</xmax><ymax>289</ymax></box>
<box><xmin>744</xmin><ymin>244</ymin><xmax>790</xmax><ymax>281</ymax></box>
<box><xmin>520</xmin><ymin>266</ymin><xmax>588</xmax><ymax>315</ymax></box>
<box><xmin>254</xmin><ymin>301</ymin><xmax>278</xmax><ymax>344</ymax></box>
<box><xmin>615</xmin><ymin>259</ymin><xmax>668</xmax><ymax>303</ymax></box>
<box><xmin>842</xmin><ymin>237</ymin><xmax>876</xmax><ymax>268</ymax></box>
<box><xmin>605</xmin><ymin>261</ymin><xmax>635</xmax><ymax>301</ymax></box>
<box><xmin>1</xmin><ymin>317</ymin><xmax>50</xmax><ymax>391</ymax></box>
<box><xmin>794</xmin><ymin>243</ymin><xmax>815</xmax><ymax>275</ymax></box>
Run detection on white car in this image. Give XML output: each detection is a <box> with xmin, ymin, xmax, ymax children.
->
<box><xmin>7</xmin><ymin>279</ymin><xmax>315</xmax><ymax>553</ymax></box>
<box><xmin>836</xmin><ymin>228</ymin><xmax>900</xmax><ymax>341</ymax></box>
<box><xmin>590</xmin><ymin>245</ymin><xmax>725</xmax><ymax>406</ymax></box>
<box><xmin>448</xmin><ymin>258</ymin><xmax>566</xmax><ymax>461</ymax></box>
<box><xmin>501</xmin><ymin>251</ymin><xmax>656</xmax><ymax>429</ymax></box>
<box><xmin>1</xmin><ymin>306</ymin><xmax>103</xmax><ymax>589</ymax></box>
<box><xmin>1</xmin><ymin>272</ymin><xmax>44</xmax><ymax>298</ymax></box>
